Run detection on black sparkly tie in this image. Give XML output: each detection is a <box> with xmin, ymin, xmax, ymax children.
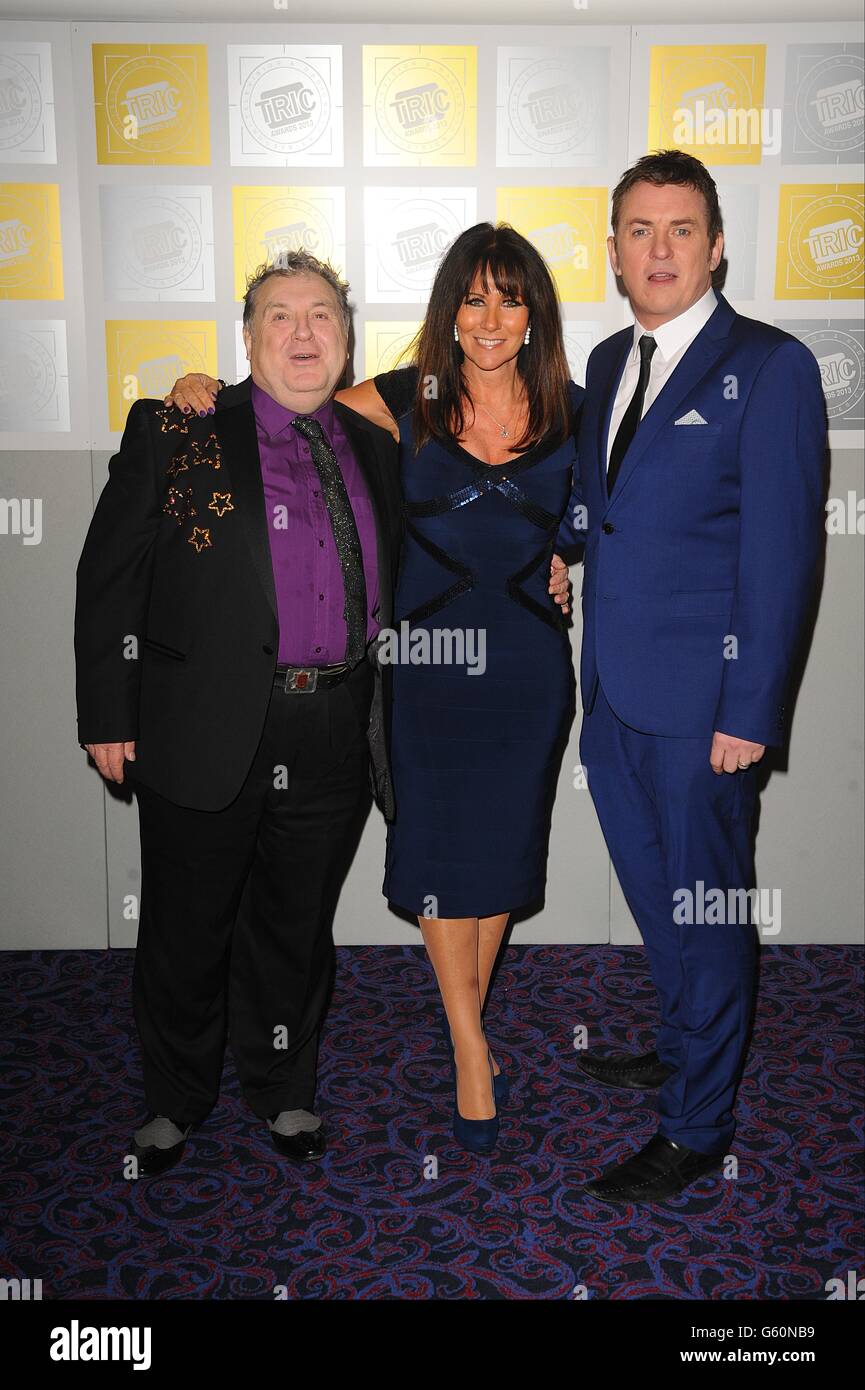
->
<box><xmin>607</xmin><ymin>333</ymin><xmax>657</xmax><ymax>495</ymax></box>
<box><xmin>290</xmin><ymin>414</ymin><xmax>367</xmax><ymax>665</ymax></box>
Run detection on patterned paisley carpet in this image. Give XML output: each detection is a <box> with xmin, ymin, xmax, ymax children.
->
<box><xmin>1</xmin><ymin>944</ymin><xmax>862</xmax><ymax>1300</ymax></box>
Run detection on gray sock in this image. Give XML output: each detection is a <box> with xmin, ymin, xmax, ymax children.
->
<box><xmin>267</xmin><ymin>1109</ymin><xmax>321</xmax><ymax>1137</ymax></box>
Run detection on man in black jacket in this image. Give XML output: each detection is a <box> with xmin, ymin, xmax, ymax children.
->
<box><xmin>75</xmin><ymin>252</ymin><xmax>403</xmax><ymax>1176</ymax></box>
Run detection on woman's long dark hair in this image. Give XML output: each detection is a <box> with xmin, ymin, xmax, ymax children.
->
<box><xmin>400</xmin><ymin>222</ymin><xmax>572</xmax><ymax>456</ymax></box>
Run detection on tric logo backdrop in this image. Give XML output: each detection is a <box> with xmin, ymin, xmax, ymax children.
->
<box><xmin>0</xmin><ymin>21</ymin><xmax>861</xmax><ymax>448</ymax></box>
<box><xmin>0</xmin><ymin>18</ymin><xmax>861</xmax><ymax>950</ymax></box>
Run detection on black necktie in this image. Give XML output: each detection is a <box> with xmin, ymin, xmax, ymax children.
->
<box><xmin>290</xmin><ymin>414</ymin><xmax>367</xmax><ymax>666</ymax></box>
<box><xmin>607</xmin><ymin>334</ymin><xmax>657</xmax><ymax>495</ymax></box>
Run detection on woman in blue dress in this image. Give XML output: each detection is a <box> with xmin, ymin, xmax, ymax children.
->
<box><xmin>345</xmin><ymin>224</ymin><xmax>583</xmax><ymax>1151</ymax></box>
<box><xmin>166</xmin><ymin>224</ymin><xmax>584</xmax><ymax>1154</ymax></box>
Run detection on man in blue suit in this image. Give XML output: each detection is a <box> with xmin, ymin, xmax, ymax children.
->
<box><xmin>557</xmin><ymin>150</ymin><xmax>826</xmax><ymax>1203</ymax></box>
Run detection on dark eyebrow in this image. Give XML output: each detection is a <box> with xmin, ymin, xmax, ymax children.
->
<box><xmin>625</xmin><ymin>217</ymin><xmax>699</xmax><ymax>227</ymax></box>
<box><xmin>465</xmin><ymin>287</ymin><xmax>523</xmax><ymax>297</ymax></box>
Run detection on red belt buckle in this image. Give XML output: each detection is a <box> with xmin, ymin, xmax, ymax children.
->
<box><xmin>285</xmin><ymin>667</ymin><xmax>318</xmax><ymax>693</ymax></box>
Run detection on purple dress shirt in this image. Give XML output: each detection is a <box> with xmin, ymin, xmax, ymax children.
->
<box><xmin>251</xmin><ymin>380</ymin><xmax>380</xmax><ymax>666</ymax></box>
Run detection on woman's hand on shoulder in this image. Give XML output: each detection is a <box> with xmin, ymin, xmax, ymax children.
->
<box><xmin>164</xmin><ymin>373</ymin><xmax>221</xmax><ymax>415</ymax></box>
<box><xmin>335</xmin><ymin>379</ymin><xmax>400</xmax><ymax>442</ymax></box>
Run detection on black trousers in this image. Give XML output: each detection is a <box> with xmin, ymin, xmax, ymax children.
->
<box><xmin>130</xmin><ymin>661</ymin><xmax>374</xmax><ymax>1125</ymax></box>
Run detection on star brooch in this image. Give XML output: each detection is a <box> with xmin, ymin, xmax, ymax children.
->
<box><xmin>162</xmin><ymin>485</ymin><xmax>197</xmax><ymax>526</ymax></box>
<box><xmin>208</xmin><ymin>491</ymin><xmax>233</xmax><ymax>518</ymax></box>
<box><xmin>187</xmin><ymin>527</ymin><xmax>212</xmax><ymax>553</ymax></box>
<box><xmin>190</xmin><ymin>433</ymin><xmax>223</xmax><ymax>471</ymax></box>
<box><xmin>155</xmin><ymin>404</ymin><xmax>189</xmax><ymax>435</ymax></box>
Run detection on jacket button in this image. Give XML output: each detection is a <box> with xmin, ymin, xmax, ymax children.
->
<box><xmin>262</xmin><ymin>645</ymin><xmax>274</xmax><ymax>655</ymax></box>
<box><xmin>602</xmin><ymin>522</ymin><xmax>615</xmax><ymax>534</ymax></box>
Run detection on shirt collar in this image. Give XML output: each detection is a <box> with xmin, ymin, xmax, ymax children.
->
<box><xmin>630</xmin><ymin>284</ymin><xmax>718</xmax><ymax>364</ymax></box>
<box><xmin>250</xmin><ymin>378</ymin><xmax>336</xmax><ymax>444</ymax></box>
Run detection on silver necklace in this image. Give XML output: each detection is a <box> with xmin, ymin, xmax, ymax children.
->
<box><xmin>476</xmin><ymin>400</ymin><xmax>519</xmax><ymax>438</ymax></box>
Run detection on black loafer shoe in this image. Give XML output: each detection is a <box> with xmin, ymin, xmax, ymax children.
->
<box><xmin>130</xmin><ymin>1113</ymin><xmax>194</xmax><ymax>1178</ymax></box>
<box><xmin>575</xmin><ymin>1048</ymin><xmax>675</xmax><ymax>1090</ymax></box>
<box><xmin>583</xmin><ymin>1132</ymin><xmax>726</xmax><ymax>1204</ymax></box>
<box><xmin>268</xmin><ymin>1120</ymin><xmax>327</xmax><ymax>1160</ymax></box>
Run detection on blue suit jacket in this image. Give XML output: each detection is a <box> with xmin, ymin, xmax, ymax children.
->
<box><xmin>556</xmin><ymin>291</ymin><xmax>826</xmax><ymax>747</ymax></box>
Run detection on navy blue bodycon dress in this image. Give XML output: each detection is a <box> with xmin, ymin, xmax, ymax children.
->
<box><xmin>375</xmin><ymin>364</ymin><xmax>583</xmax><ymax>919</ymax></box>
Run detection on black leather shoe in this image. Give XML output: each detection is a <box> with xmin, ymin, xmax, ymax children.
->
<box><xmin>575</xmin><ymin>1048</ymin><xmax>675</xmax><ymax>1090</ymax></box>
<box><xmin>129</xmin><ymin>1113</ymin><xmax>194</xmax><ymax>1178</ymax></box>
<box><xmin>268</xmin><ymin>1119</ymin><xmax>327</xmax><ymax>1160</ymax></box>
<box><xmin>583</xmin><ymin>1132</ymin><xmax>726</xmax><ymax>1204</ymax></box>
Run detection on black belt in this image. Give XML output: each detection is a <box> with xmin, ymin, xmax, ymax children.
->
<box><xmin>273</xmin><ymin>660</ymin><xmax>357</xmax><ymax>693</ymax></box>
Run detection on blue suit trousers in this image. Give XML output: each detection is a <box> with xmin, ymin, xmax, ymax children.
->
<box><xmin>580</xmin><ymin>682</ymin><xmax>759</xmax><ymax>1153</ymax></box>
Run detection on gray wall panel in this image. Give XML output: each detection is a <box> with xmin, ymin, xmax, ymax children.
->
<box><xmin>0</xmin><ymin>449</ymin><xmax>108</xmax><ymax>948</ymax></box>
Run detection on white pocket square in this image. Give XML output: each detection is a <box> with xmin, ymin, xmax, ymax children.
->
<box><xmin>674</xmin><ymin>409</ymin><xmax>708</xmax><ymax>425</ymax></box>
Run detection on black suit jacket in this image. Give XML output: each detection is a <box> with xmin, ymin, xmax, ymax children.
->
<box><xmin>75</xmin><ymin>376</ymin><xmax>403</xmax><ymax>815</ymax></box>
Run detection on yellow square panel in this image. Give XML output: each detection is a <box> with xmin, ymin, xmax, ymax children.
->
<box><xmin>496</xmin><ymin>186</ymin><xmax>608</xmax><ymax>302</ymax></box>
<box><xmin>92</xmin><ymin>44</ymin><xmax>210</xmax><ymax>165</ymax></box>
<box><xmin>0</xmin><ymin>183</ymin><xmax>63</xmax><ymax>299</ymax></box>
<box><xmin>363</xmin><ymin>321</ymin><xmax>423</xmax><ymax>379</ymax></box>
<box><xmin>648</xmin><ymin>45</ymin><xmax>767</xmax><ymax>165</ymax></box>
<box><xmin>105</xmin><ymin>320</ymin><xmax>217</xmax><ymax>431</ymax></box>
<box><xmin>231</xmin><ymin>186</ymin><xmax>345</xmax><ymax>302</ymax></box>
<box><xmin>775</xmin><ymin>184</ymin><xmax>864</xmax><ymax>299</ymax></box>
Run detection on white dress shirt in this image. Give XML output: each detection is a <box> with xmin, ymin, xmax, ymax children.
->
<box><xmin>606</xmin><ymin>285</ymin><xmax>718</xmax><ymax>469</ymax></box>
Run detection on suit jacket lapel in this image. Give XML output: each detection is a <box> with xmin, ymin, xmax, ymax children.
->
<box><xmin>605</xmin><ymin>292</ymin><xmax>737</xmax><ymax>509</ymax></box>
<box><xmin>212</xmin><ymin>384</ymin><xmax>277</xmax><ymax>622</ymax></box>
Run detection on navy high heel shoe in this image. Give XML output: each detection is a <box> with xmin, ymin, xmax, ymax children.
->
<box><xmin>439</xmin><ymin>1011</ymin><xmax>510</xmax><ymax>1107</ymax></box>
<box><xmin>452</xmin><ymin>1048</ymin><xmax>498</xmax><ymax>1155</ymax></box>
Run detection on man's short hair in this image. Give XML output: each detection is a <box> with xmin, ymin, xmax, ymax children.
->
<box><xmin>611</xmin><ymin>149</ymin><xmax>723</xmax><ymax>248</ymax></box>
<box><xmin>243</xmin><ymin>251</ymin><xmax>351</xmax><ymax>335</ymax></box>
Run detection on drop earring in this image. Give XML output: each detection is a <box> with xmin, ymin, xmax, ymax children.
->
<box><xmin>524</xmin><ymin>323</ymin><xmax>531</xmax><ymax>345</ymax></box>
<box><xmin>454</xmin><ymin>322</ymin><xmax>459</xmax><ymax>341</ymax></box>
